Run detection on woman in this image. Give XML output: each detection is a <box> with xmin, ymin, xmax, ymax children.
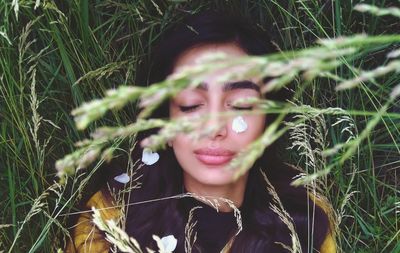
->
<box><xmin>67</xmin><ymin>10</ymin><xmax>336</xmax><ymax>253</ymax></box>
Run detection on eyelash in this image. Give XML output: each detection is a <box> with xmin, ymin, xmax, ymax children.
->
<box><xmin>232</xmin><ymin>105</ymin><xmax>253</xmax><ymax>111</ymax></box>
<box><xmin>178</xmin><ymin>105</ymin><xmax>202</xmax><ymax>112</ymax></box>
<box><xmin>178</xmin><ymin>104</ymin><xmax>253</xmax><ymax>112</ymax></box>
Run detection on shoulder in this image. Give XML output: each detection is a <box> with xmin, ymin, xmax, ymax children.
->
<box><xmin>320</xmin><ymin>232</ymin><xmax>336</xmax><ymax>253</ymax></box>
<box><xmin>309</xmin><ymin>193</ymin><xmax>337</xmax><ymax>253</ymax></box>
<box><xmin>284</xmin><ymin>163</ymin><xmax>337</xmax><ymax>253</ymax></box>
<box><xmin>65</xmin><ymin>190</ymin><xmax>120</xmax><ymax>253</ymax></box>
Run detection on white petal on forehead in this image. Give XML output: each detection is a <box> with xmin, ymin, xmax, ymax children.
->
<box><xmin>232</xmin><ymin>116</ymin><xmax>248</xmax><ymax>133</ymax></box>
<box><xmin>113</xmin><ymin>173</ymin><xmax>130</xmax><ymax>184</ymax></box>
<box><xmin>160</xmin><ymin>235</ymin><xmax>177</xmax><ymax>252</ymax></box>
<box><xmin>141</xmin><ymin>148</ymin><xmax>160</xmax><ymax>165</ymax></box>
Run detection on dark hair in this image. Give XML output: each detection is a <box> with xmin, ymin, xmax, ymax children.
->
<box><xmin>112</xmin><ymin>10</ymin><xmax>330</xmax><ymax>252</ymax></box>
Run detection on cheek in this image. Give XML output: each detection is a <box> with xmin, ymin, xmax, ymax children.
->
<box><xmin>235</xmin><ymin>115</ymin><xmax>266</xmax><ymax>140</ymax></box>
<box><xmin>171</xmin><ymin>133</ymin><xmax>191</xmax><ymax>150</ymax></box>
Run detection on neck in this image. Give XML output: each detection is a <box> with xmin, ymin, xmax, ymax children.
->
<box><xmin>183</xmin><ymin>173</ymin><xmax>249</xmax><ymax>212</ymax></box>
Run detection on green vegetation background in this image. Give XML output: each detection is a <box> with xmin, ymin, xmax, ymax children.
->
<box><xmin>0</xmin><ymin>0</ymin><xmax>399</xmax><ymax>252</ymax></box>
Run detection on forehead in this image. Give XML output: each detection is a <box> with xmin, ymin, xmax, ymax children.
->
<box><xmin>172</xmin><ymin>42</ymin><xmax>248</xmax><ymax>73</ymax></box>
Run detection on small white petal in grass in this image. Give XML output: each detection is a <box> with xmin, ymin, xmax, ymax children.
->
<box><xmin>113</xmin><ymin>173</ymin><xmax>130</xmax><ymax>184</ymax></box>
<box><xmin>160</xmin><ymin>235</ymin><xmax>177</xmax><ymax>252</ymax></box>
<box><xmin>141</xmin><ymin>148</ymin><xmax>160</xmax><ymax>165</ymax></box>
<box><xmin>232</xmin><ymin>116</ymin><xmax>248</xmax><ymax>133</ymax></box>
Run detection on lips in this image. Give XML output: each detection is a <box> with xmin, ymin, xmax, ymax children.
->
<box><xmin>193</xmin><ymin>148</ymin><xmax>235</xmax><ymax>166</ymax></box>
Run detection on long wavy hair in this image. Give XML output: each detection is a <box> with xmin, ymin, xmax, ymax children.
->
<box><xmin>109</xmin><ymin>10</ymin><xmax>330</xmax><ymax>252</ymax></box>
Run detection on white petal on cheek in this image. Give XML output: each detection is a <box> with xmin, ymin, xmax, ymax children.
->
<box><xmin>141</xmin><ymin>148</ymin><xmax>160</xmax><ymax>165</ymax></box>
<box><xmin>232</xmin><ymin>116</ymin><xmax>248</xmax><ymax>133</ymax></box>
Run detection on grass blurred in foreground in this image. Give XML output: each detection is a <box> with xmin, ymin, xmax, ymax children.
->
<box><xmin>0</xmin><ymin>1</ymin><xmax>399</xmax><ymax>252</ymax></box>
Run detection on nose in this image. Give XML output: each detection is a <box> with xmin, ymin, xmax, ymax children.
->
<box><xmin>206</xmin><ymin>111</ymin><xmax>228</xmax><ymax>140</ymax></box>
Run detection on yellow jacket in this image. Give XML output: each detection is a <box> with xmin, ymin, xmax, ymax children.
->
<box><xmin>66</xmin><ymin>190</ymin><xmax>336</xmax><ymax>253</ymax></box>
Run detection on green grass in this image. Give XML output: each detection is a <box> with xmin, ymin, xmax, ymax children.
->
<box><xmin>1</xmin><ymin>1</ymin><xmax>399</xmax><ymax>252</ymax></box>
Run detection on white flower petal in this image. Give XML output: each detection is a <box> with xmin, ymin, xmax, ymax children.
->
<box><xmin>232</xmin><ymin>116</ymin><xmax>248</xmax><ymax>133</ymax></box>
<box><xmin>160</xmin><ymin>235</ymin><xmax>177</xmax><ymax>252</ymax></box>
<box><xmin>113</xmin><ymin>173</ymin><xmax>130</xmax><ymax>184</ymax></box>
<box><xmin>141</xmin><ymin>149</ymin><xmax>160</xmax><ymax>165</ymax></box>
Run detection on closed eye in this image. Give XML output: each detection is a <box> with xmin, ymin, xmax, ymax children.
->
<box><xmin>232</xmin><ymin>106</ymin><xmax>253</xmax><ymax>111</ymax></box>
<box><xmin>178</xmin><ymin>104</ymin><xmax>202</xmax><ymax>112</ymax></box>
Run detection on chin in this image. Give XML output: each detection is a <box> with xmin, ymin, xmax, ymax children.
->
<box><xmin>199</xmin><ymin>178</ymin><xmax>234</xmax><ymax>187</ymax></box>
<box><xmin>186</xmin><ymin>169</ymin><xmax>237</xmax><ymax>187</ymax></box>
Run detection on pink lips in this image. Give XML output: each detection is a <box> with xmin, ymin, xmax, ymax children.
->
<box><xmin>194</xmin><ymin>148</ymin><xmax>235</xmax><ymax>166</ymax></box>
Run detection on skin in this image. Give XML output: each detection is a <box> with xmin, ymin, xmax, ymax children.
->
<box><xmin>169</xmin><ymin>43</ymin><xmax>266</xmax><ymax>210</ymax></box>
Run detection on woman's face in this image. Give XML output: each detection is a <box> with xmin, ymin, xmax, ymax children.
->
<box><xmin>169</xmin><ymin>43</ymin><xmax>266</xmax><ymax>192</ymax></box>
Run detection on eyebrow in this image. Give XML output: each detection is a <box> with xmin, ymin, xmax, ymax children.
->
<box><xmin>197</xmin><ymin>80</ymin><xmax>260</xmax><ymax>92</ymax></box>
